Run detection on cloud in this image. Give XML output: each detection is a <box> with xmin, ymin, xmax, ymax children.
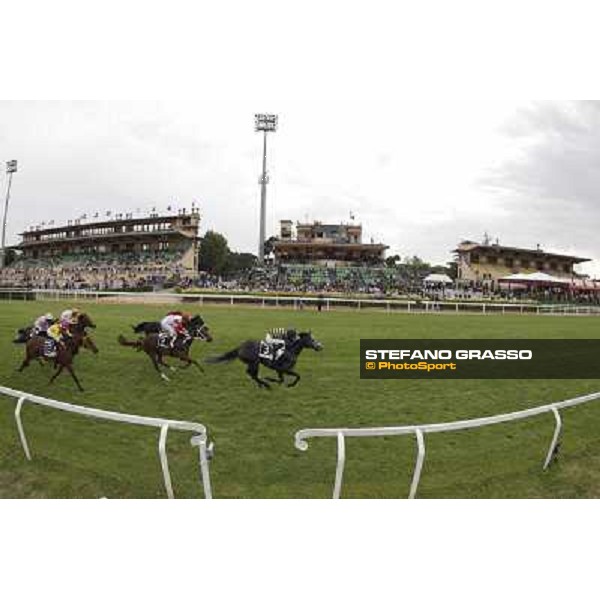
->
<box><xmin>478</xmin><ymin>100</ymin><xmax>600</xmax><ymax>274</ymax></box>
<box><xmin>1</xmin><ymin>100</ymin><xmax>599</xmax><ymax>276</ymax></box>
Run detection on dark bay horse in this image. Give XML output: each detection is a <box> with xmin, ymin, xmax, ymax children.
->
<box><xmin>118</xmin><ymin>316</ymin><xmax>213</xmax><ymax>381</ymax></box>
<box><xmin>205</xmin><ymin>331</ymin><xmax>323</xmax><ymax>388</ymax></box>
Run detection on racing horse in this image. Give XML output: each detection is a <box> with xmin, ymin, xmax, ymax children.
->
<box><xmin>205</xmin><ymin>330</ymin><xmax>323</xmax><ymax>388</ymax></box>
<box><xmin>118</xmin><ymin>315</ymin><xmax>213</xmax><ymax>381</ymax></box>
<box><xmin>17</xmin><ymin>325</ymin><xmax>95</xmax><ymax>391</ymax></box>
<box><xmin>13</xmin><ymin>312</ymin><xmax>98</xmax><ymax>354</ymax></box>
<box><xmin>131</xmin><ymin>314</ymin><xmax>206</xmax><ymax>336</ymax></box>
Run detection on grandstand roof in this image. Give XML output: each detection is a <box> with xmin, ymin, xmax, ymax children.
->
<box><xmin>273</xmin><ymin>241</ymin><xmax>388</xmax><ymax>250</ymax></box>
<box><xmin>454</xmin><ymin>241</ymin><xmax>590</xmax><ymax>263</ymax></box>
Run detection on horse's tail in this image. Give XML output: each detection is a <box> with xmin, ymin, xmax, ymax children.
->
<box><xmin>118</xmin><ymin>334</ymin><xmax>143</xmax><ymax>349</ymax></box>
<box><xmin>204</xmin><ymin>347</ymin><xmax>239</xmax><ymax>364</ymax></box>
<box><xmin>13</xmin><ymin>328</ymin><xmax>29</xmax><ymax>344</ymax></box>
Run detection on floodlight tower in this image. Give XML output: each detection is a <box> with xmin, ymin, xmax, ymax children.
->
<box><xmin>254</xmin><ymin>113</ymin><xmax>278</xmax><ymax>264</ymax></box>
<box><xmin>0</xmin><ymin>160</ymin><xmax>18</xmax><ymax>269</ymax></box>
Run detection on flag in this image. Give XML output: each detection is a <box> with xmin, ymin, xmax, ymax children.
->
<box><xmin>106</xmin><ymin>211</ymin><xmax>111</xmax><ymax>216</ymax></box>
<box><xmin>93</xmin><ymin>212</ymin><xmax>99</xmax><ymax>218</ymax></box>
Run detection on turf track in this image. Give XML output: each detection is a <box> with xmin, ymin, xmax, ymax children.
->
<box><xmin>1</xmin><ymin>300</ymin><xmax>600</xmax><ymax>498</ymax></box>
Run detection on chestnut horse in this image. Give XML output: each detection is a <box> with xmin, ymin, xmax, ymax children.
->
<box><xmin>17</xmin><ymin>313</ymin><xmax>98</xmax><ymax>391</ymax></box>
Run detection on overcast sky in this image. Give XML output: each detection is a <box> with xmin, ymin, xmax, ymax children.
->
<box><xmin>1</xmin><ymin>99</ymin><xmax>599</xmax><ymax>275</ymax></box>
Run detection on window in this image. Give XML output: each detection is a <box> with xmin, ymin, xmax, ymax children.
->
<box><xmin>471</xmin><ymin>253</ymin><xmax>480</xmax><ymax>264</ymax></box>
<box><xmin>487</xmin><ymin>256</ymin><xmax>498</xmax><ymax>265</ymax></box>
<box><xmin>504</xmin><ymin>257</ymin><xmax>514</xmax><ymax>268</ymax></box>
<box><xmin>521</xmin><ymin>259</ymin><xmax>530</xmax><ymax>268</ymax></box>
<box><xmin>536</xmin><ymin>261</ymin><xmax>544</xmax><ymax>270</ymax></box>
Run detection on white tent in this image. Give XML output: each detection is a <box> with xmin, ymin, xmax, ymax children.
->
<box><xmin>424</xmin><ymin>273</ymin><xmax>453</xmax><ymax>284</ymax></box>
<box><xmin>498</xmin><ymin>272</ymin><xmax>569</xmax><ymax>285</ymax></box>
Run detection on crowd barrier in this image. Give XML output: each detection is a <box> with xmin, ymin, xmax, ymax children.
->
<box><xmin>294</xmin><ymin>391</ymin><xmax>600</xmax><ymax>499</ymax></box>
<box><xmin>1</xmin><ymin>287</ymin><xmax>599</xmax><ymax>315</ymax></box>
<box><xmin>0</xmin><ymin>385</ymin><xmax>213</xmax><ymax>499</ymax></box>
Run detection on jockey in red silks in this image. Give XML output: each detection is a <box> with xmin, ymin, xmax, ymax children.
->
<box><xmin>160</xmin><ymin>311</ymin><xmax>191</xmax><ymax>348</ymax></box>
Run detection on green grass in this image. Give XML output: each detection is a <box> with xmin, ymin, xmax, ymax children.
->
<box><xmin>1</xmin><ymin>299</ymin><xmax>600</xmax><ymax>498</ymax></box>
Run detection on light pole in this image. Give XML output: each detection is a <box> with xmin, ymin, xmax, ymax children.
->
<box><xmin>255</xmin><ymin>113</ymin><xmax>278</xmax><ymax>264</ymax></box>
<box><xmin>1</xmin><ymin>160</ymin><xmax>17</xmax><ymax>269</ymax></box>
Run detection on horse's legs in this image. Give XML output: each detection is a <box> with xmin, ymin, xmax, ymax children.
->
<box><xmin>65</xmin><ymin>364</ymin><xmax>84</xmax><ymax>392</ymax></box>
<box><xmin>284</xmin><ymin>370</ymin><xmax>301</xmax><ymax>387</ymax></box>
<box><xmin>246</xmin><ymin>361</ymin><xmax>270</xmax><ymax>389</ymax></box>
<box><xmin>149</xmin><ymin>351</ymin><xmax>170</xmax><ymax>382</ymax></box>
<box><xmin>178</xmin><ymin>354</ymin><xmax>204</xmax><ymax>373</ymax></box>
<box><xmin>18</xmin><ymin>347</ymin><xmax>34</xmax><ymax>372</ymax></box>
<box><xmin>265</xmin><ymin>371</ymin><xmax>285</xmax><ymax>385</ymax></box>
<box><xmin>49</xmin><ymin>365</ymin><xmax>63</xmax><ymax>384</ymax></box>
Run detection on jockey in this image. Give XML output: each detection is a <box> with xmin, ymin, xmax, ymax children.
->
<box><xmin>259</xmin><ymin>328</ymin><xmax>296</xmax><ymax>363</ymax></box>
<box><xmin>33</xmin><ymin>313</ymin><xmax>55</xmax><ymax>337</ymax></box>
<box><xmin>46</xmin><ymin>320</ymin><xmax>71</xmax><ymax>356</ymax></box>
<box><xmin>160</xmin><ymin>311</ymin><xmax>191</xmax><ymax>348</ymax></box>
<box><xmin>60</xmin><ymin>308</ymin><xmax>80</xmax><ymax>327</ymax></box>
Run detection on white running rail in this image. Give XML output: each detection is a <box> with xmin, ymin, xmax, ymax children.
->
<box><xmin>0</xmin><ymin>385</ymin><xmax>213</xmax><ymax>499</ymax></box>
<box><xmin>3</xmin><ymin>286</ymin><xmax>600</xmax><ymax>315</ymax></box>
<box><xmin>295</xmin><ymin>390</ymin><xmax>600</xmax><ymax>499</ymax></box>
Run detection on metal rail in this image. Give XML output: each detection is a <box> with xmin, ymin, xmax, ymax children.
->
<box><xmin>0</xmin><ymin>385</ymin><xmax>213</xmax><ymax>499</ymax></box>
<box><xmin>2</xmin><ymin>286</ymin><xmax>598</xmax><ymax>315</ymax></box>
<box><xmin>295</xmin><ymin>391</ymin><xmax>600</xmax><ymax>499</ymax></box>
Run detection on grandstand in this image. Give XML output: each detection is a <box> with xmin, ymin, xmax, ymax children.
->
<box><xmin>249</xmin><ymin>219</ymin><xmax>394</xmax><ymax>293</ymax></box>
<box><xmin>0</xmin><ymin>208</ymin><xmax>200</xmax><ymax>290</ymax></box>
<box><xmin>455</xmin><ymin>239</ymin><xmax>590</xmax><ymax>286</ymax></box>
<box><xmin>274</xmin><ymin>219</ymin><xmax>388</xmax><ymax>265</ymax></box>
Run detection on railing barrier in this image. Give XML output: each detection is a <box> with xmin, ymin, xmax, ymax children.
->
<box><xmin>0</xmin><ymin>385</ymin><xmax>213</xmax><ymax>499</ymax></box>
<box><xmin>1</xmin><ymin>287</ymin><xmax>599</xmax><ymax>316</ymax></box>
<box><xmin>294</xmin><ymin>391</ymin><xmax>600</xmax><ymax>499</ymax></box>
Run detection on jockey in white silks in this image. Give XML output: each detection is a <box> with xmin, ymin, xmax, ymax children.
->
<box><xmin>33</xmin><ymin>313</ymin><xmax>55</xmax><ymax>336</ymax></box>
<box><xmin>160</xmin><ymin>312</ymin><xmax>191</xmax><ymax>348</ymax></box>
<box><xmin>259</xmin><ymin>328</ymin><xmax>296</xmax><ymax>363</ymax></box>
<box><xmin>60</xmin><ymin>308</ymin><xmax>80</xmax><ymax>327</ymax></box>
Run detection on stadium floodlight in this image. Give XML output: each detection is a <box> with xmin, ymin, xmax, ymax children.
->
<box><xmin>255</xmin><ymin>113</ymin><xmax>278</xmax><ymax>264</ymax></box>
<box><xmin>0</xmin><ymin>160</ymin><xmax>18</xmax><ymax>269</ymax></box>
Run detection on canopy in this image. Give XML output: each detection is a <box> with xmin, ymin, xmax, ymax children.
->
<box><xmin>424</xmin><ymin>273</ymin><xmax>453</xmax><ymax>284</ymax></box>
<box><xmin>498</xmin><ymin>272</ymin><xmax>569</xmax><ymax>285</ymax></box>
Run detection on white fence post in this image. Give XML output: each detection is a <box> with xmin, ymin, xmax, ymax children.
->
<box><xmin>158</xmin><ymin>424</ymin><xmax>175</xmax><ymax>499</ymax></box>
<box><xmin>408</xmin><ymin>429</ymin><xmax>426</xmax><ymax>499</ymax></box>
<box><xmin>543</xmin><ymin>408</ymin><xmax>562</xmax><ymax>471</ymax></box>
<box><xmin>14</xmin><ymin>396</ymin><xmax>31</xmax><ymax>461</ymax></box>
<box><xmin>333</xmin><ymin>432</ymin><xmax>346</xmax><ymax>499</ymax></box>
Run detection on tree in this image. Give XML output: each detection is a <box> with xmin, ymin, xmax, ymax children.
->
<box><xmin>385</xmin><ymin>254</ymin><xmax>400</xmax><ymax>267</ymax></box>
<box><xmin>446</xmin><ymin>261</ymin><xmax>458</xmax><ymax>279</ymax></box>
<box><xmin>198</xmin><ymin>231</ymin><xmax>230</xmax><ymax>275</ymax></box>
<box><xmin>4</xmin><ymin>248</ymin><xmax>17</xmax><ymax>266</ymax></box>
<box><xmin>225</xmin><ymin>252</ymin><xmax>257</xmax><ymax>275</ymax></box>
<box><xmin>263</xmin><ymin>236</ymin><xmax>278</xmax><ymax>258</ymax></box>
